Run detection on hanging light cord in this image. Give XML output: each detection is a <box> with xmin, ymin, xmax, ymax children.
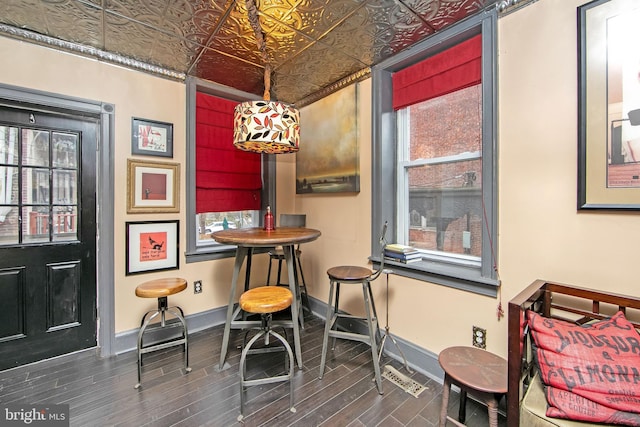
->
<box><xmin>245</xmin><ymin>0</ymin><xmax>271</xmax><ymax>101</ymax></box>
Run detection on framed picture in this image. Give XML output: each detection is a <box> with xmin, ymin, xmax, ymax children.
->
<box><xmin>127</xmin><ymin>159</ymin><xmax>179</xmax><ymax>213</ymax></box>
<box><xmin>578</xmin><ymin>0</ymin><xmax>640</xmax><ymax>210</ymax></box>
<box><xmin>296</xmin><ymin>83</ymin><xmax>360</xmax><ymax>194</ymax></box>
<box><xmin>126</xmin><ymin>220</ymin><xmax>179</xmax><ymax>275</ymax></box>
<box><xmin>131</xmin><ymin>117</ymin><xmax>173</xmax><ymax>157</ymax></box>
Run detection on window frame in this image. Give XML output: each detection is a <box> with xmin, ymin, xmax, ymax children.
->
<box><xmin>371</xmin><ymin>9</ymin><xmax>499</xmax><ymax>296</ymax></box>
<box><xmin>185</xmin><ymin>77</ymin><xmax>276</xmax><ymax>263</ymax></box>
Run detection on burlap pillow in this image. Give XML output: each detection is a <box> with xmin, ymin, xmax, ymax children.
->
<box><xmin>527</xmin><ymin>310</ymin><xmax>640</xmax><ymax>425</ymax></box>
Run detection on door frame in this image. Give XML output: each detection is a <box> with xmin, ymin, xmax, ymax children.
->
<box><xmin>0</xmin><ymin>83</ymin><xmax>115</xmax><ymax>358</ymax></box>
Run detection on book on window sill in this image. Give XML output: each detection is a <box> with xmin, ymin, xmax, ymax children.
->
<box><xmin>383</xmin><ymin>250</ymin><xmax>422</xmax><ymax>261</ymax></box>
<box><xmin>384</xmin><ymin>243</ymin><xmax>419</xmax><ymax>254</ymax></box>
<box><xmin>384</xmin><ymin>255</ymin><xmax>422</xmax><ymax>264</ymax></box>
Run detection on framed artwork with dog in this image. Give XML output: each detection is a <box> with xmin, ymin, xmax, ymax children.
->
<box><xmin>126</xmin><ymin>220</ymin><xmax>179</xmax><ymax>275</ymax></box>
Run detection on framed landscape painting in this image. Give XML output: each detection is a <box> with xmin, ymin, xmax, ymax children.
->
<box><xmin>296</xmin><ymin>83</ymin><xmax>359</xmax><ymax>194</ymax></box>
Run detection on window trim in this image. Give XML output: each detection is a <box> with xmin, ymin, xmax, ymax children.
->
<box><xmin>371</xmin><ymin>9</ymin><xmax>499</xmax><ymax>296</ymax></box>
<box><xmin>185</xmin><ymin>77</ymin><xmax>276</xmax><ymax>263</ymax></box>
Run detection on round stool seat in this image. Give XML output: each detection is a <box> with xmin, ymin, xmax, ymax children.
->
<box><xmin>327</xmin><ymin>266</ymin><xmax>372</xmax><ymax>281</ymax></box>
<box><xmin>438</xmin><ymin>346</ymin><xmax>507</xmax><ymax>427</ymax></box>
<box><xmin>439</xmin><ymin>346</ymin><xmax>507</xmax><ymax>394</ymax></box>
<box><xmin>135</xmin><ymin>278</ymin><xmax>187</xmax><ymax>299</ymax></box>
<box><xmin>240</xmin><ymin>286</ymin><xmax>293</xmax><ymax>314</ymax></box>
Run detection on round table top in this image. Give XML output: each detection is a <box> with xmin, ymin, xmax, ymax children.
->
<box><xmin>211</xmin><ymin>227</ymin><xmax>321</xmax><ymax>247</ymax></box>
<box><xmin>438</xmin><ymin>346</ymin><xmax>507</xmax><ymax>394</ymax></box>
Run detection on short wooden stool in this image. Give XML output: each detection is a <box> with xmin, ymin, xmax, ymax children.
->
<box><xmin>134</xmin><ymin>277</ymin><xmax>191</xmax><ymax>389</ymax></box>
<box><xmin>237</xmin><ymin>286</ymin><xmax>296</xmax><ymax>421</ymax></box>
<box><xmin>438</xmin><ymin>346</ymin><xmax>507</xmax><ymax>427</ymax></box>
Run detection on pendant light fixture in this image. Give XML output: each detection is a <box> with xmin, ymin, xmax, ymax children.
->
<box><xmin>233</xmin><ymin>0</ymin><xmax>300</xmax><ymax>154</ymax></box>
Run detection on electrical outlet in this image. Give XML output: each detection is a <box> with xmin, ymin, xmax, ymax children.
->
<box><xmin>472</xmin><ymin>326</ymin><xmax>486</xmax><ymax>349</ymax></box>
<box><xmin>194</xmin><ymin>280</ymin><xmax>202</xmax><ymax>294</ymax></box>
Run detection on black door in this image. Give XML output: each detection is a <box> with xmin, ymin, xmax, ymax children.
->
<box><xmin>0</xmin><ymin>105</ymin><xmax>97</xmax><ymax>370</ymax></box>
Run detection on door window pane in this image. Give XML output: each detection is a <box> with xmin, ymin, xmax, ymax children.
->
<box><xmin>0</xmin><ymin>166</ymin><xmax>18</xmax><ymax>205</ymax></box>
<box><xmin>0</xmin><ymin>126</ymin><xmax>19</xmax><ymax>165</ymax></box>
<box><xmin>22</xmin><ymin>129</ymin><xmax>49</xmax><ymax>167</ymax></box>
<box><xmin>22</xmin><ymin>206</ymin><xmax>49</xmax><ymax>243</ymax></box>
<box><xmin>0</xmin><ymin>207</ymin><xmax>19</xmax><ymax>245</ymax></box>
<box><xmin>52</xmin><ymin>170</ymin><xmax>77</xmax><ymax>204</ymax></box>
<box><xmin>0</xmin><ymin>126</ymin><xmax>80</xmax><ymax>246</ymax></box>
<box><xmin>22</xmin><ymin>168</ymin><xmax>49</xmax><ymax>205</ymax></box>
<box><xmin>53</xmin><ymin>206</ymin><xmax>77</xmax><ymax>241</ymax></box>
<box><xmin>52</xmin><ymin>133</ymin><xmax>77</xmax><ymax>168</ymax></box>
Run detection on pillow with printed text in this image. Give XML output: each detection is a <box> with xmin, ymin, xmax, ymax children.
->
<box><xmin>527</xmin><ymin>310</ymin><xmax>640</xmax><ymax>426</ymax></box>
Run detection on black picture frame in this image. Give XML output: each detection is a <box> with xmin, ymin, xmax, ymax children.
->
<box><xmin>578</xmin><ymin>0</ymin><xmax>640</xmax><ymax>210</ymax></box>
<box><xmin>125</xmin><ymin>220</ymin><xmax>179</xmax><ymax>275</ymax></box>
<box><xmin>131</xmin><ymin>117</ymin><xmax>173</xmax><ymax>158</ymax></box>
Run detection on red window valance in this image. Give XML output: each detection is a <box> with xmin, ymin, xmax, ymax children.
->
<box><xmin>392</xmin><ymin>34</ymin><xmax>482</xmax><ymax>110</ymax></box>
<box><xmin>196</xmin><ymin>92</ymin><xmax>262</xmax><ymax>214</ymax></box>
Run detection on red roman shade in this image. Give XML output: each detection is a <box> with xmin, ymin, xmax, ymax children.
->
<box><xmin>392</xmin><ymin>34</ymin><xmax>482</xmax><ymax>110</ymax></box>
<box><xmin>196</xmin><ymin>92</ymin><xmax>262</xmax><ymax>214</ymax></box>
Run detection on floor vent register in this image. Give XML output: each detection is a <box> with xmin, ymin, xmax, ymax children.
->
<box><xmin>382</xmin><ymin>365</ymin><xmax>427</xmax><ymax>398</ymax></box>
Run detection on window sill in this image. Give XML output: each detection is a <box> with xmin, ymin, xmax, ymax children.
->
<box><xmin>185</xmin><ymin>245</ymin><xmax>271</xmax><ymax>263</ymax></box>
<box><xmin>372</xmin><ymin>256</ymin><xmax>499</xmax><ymax>297</ymax></box>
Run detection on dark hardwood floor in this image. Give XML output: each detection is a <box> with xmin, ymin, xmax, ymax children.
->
<box><xmin>0</xmin><ymin>314</ymin><xmax>506</xmax><ymax>426</ymax></box>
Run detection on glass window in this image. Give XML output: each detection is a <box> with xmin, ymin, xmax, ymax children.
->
<box><xmin>195</xmin><ymin>210</ymin><xmax>257</xmax><ymax>246</ymax></box>
<box><xmin>400</xmin><ymin>85</ymin><xmax>482</xmax><ymax>262</ymax></box>
<box><xmin>185</xmin><ymin>78</ymin><xmax>275</xmax><ymax>262</ymax></box>
<box><xmin>0</xmin><ymin>126</ymin><xmax>79</xmax><ymax>245</ymax></box>
<box><xmin>372</xmin><ymin>10</ymin><xmax>498</xmax><ymax>295</ymax></box>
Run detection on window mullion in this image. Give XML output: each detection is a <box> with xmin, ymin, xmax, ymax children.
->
<box><xmin>397</xmin><ymin>108</ymin><xmax>409</xmax><ymax>244</ymax></box>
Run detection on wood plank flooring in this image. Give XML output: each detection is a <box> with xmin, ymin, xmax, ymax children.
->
<box><xmin>0</xmin><ymin>314</ymin><xmax>507</xmax><ymax>426</ymax></box>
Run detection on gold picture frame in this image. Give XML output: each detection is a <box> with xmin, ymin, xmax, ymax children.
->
<box><xmin>127</xmin><ymin>159</ymin><xmax>180</xmax><ymax>213</ymax></box>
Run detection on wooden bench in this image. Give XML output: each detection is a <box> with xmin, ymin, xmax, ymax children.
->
<box><xmin>507</xmin><ymin>279</ymin><xmax>640</xmax><ymax>426</ymax></box>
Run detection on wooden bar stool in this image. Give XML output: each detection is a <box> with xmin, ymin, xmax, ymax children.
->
<box><xmin>318</xmin><ymin>223</ymin><xmax>389</xmax><ymax>395</ymax></box>
<box><xmin>438</xmin><ymin>346</ymin><xmax>507</xmax><ymax>427</ymax></box>
<box><xmin>237</xmin><ymin>286</ymin><xmax>296</xmax><ymax>421</ymax></box>
<box><xmin>318</xmin><ymin>266</ymin><xmax>384</xmax><ymax>394</ymax></box>
<box><xmin>134</xmin><ymin>277</ymin><xmax>191</xmax><ymax>389</ymax></box>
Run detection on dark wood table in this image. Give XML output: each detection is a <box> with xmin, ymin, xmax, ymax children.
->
<box><xmin>438</xmin><ymin>346</ymin><xmax>507</xmax><ymax>427</ymax></box>
<box><xmin>211</xmin><ymin>227</ymin><xmax>321</xmax><ymax>370</ymax></box>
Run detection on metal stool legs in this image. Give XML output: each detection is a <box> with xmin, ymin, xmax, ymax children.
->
<box><xmin>238</xmin><ymin>314</ymin><xmax>296</xmax><ymax>421</ymax></box>
<box><xmin>267</xmin><ymin>251</ymin><xmax>311</xmax><ymax>317</ymax></box>
<box><xmin>135</xmin><ymin>296</ymin><xmax>191</xmax><ymax>389</ymax></box>
<box><xmin>318</xmin><ymin>279</ymin><xmax>383</xmax><ymax>394</ymax></box>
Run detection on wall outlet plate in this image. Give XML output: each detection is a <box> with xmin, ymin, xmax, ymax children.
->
<box><xmin>194</xmin><ymin>280</ymin><xmax>202</xmax><ymax>294</ymax></box>
<box><xmin>472</xmin><ymin>326</ymin><xmax>486</xmax><ymax>349</ymax></box>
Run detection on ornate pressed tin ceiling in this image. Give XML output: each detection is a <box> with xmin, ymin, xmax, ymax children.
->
<box><xmin>0</xmin><ymin>0</ymin><xmax>514</xmax><ymax>106</ymax></box>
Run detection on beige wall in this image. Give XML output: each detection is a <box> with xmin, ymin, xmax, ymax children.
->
<box><xmin>280</xmin><ymin>0</ymin><xmax>640</xmax><ymax>359</ymax></box>
<box><xmin>1</xmin><ymin>0</ymin><xmax>637</xmax><ymax>360</ymax></box>
<box><xmin>0</xmin><ymin>38</ymin><xmax>253</xmax><ymax>334</ymax></box>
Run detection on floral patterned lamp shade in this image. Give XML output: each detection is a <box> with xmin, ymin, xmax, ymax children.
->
<box><xmin>233</xmin><ymin>100</ymin><xmax>300</xmax><ymax>154</ymax></box>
